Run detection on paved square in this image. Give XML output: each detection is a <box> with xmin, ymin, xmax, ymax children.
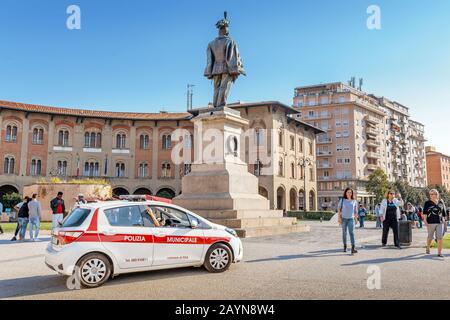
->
<box><xmin>0</xmin><ymin>221</ymin><xmax>449</xmax><ymax>300</ymax></box>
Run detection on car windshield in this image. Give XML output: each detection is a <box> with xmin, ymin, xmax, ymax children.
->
<box><xmin>62</xmin><ymin>208</ymin><xmax>92</xmax><ymax>228</ymax></box>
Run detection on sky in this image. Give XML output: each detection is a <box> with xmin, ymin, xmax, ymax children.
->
<box><xmin>0</xmin><ymin>0</ymin><xmax>449</xmax><ymax>153</ymax></box>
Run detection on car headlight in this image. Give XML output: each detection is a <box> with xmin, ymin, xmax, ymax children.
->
<box><xmin>225</xmin><ymin>228</ymin><xmax>238</xmax><ymax>237</ymax></box>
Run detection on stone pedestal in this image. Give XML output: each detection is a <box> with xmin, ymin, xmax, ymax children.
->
<box><xmin>173</xmin><ymin>107</ymin><xmax>309</xmax><ymax>238</ymax></box>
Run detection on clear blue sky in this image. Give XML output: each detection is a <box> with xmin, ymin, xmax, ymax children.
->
<box><xmin>1</xmin><ymin>0</ymin><xmax>449</xmax><ymax>153</ymax></box>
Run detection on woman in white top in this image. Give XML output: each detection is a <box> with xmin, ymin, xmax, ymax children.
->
<box><xmin>379</xmin><ymin>190</ymin><xmax>404</xmax><ymax>249</ymax></box>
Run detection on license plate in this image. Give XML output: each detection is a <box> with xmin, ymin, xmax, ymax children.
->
<box><xmin>51</xmin><ymin>236</ymin><xmax>59</xmax><ymax>246</ymax></box>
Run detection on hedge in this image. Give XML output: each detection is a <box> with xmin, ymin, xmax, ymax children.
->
<box><xmin>288</xmin><ymin>211</ymin><xmax>335</xmax><ymax>221</ymax></box>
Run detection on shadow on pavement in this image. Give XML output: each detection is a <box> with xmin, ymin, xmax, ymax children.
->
<box><xmin>0</xmin><ymin>238</ymin><xmax>51</xmax><ymax>245</ymax></box>
<box><xmin>0</xmin><ymin>266</ymin><xmax>210</xmax><ymax>299</ymax></box>
<box><xmin>341</xmin><ymin>253</ymin><xmax>449</xmax><ymax>266</ymax></box>
<box><xmin>246</xmin><ymin>249</ymin><xmax>346</xmax><ymax>263</ymax></box>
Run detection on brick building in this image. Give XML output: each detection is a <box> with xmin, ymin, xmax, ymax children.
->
<box><xmin>426</xmin><ymin>146</ymin><xmax>450</xmax><ymax>190</ymax></box>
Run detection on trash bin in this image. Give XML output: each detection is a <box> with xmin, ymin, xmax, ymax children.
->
<box><xmin>399</xmin><ymin>220</ymin><xmax>413</xmax><ymax>246</ymax></box>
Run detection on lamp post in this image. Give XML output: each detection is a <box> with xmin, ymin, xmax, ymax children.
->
<box><xmin>299</xmin><ymin>156</ymin><xmax>312</xmax><ymax>213</ymax></box>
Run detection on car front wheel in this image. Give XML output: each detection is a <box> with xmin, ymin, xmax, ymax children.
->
<box><xmin>76</xmin><ymin>253</ymin><xmax>111</xmax><ymax>288</ymax></box>
<box><xmin>204</xmin><ymin>243</ymin><xmax>232</xmax><ymax>273</ymax></box>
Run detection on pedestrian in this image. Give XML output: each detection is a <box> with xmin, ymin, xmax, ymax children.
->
<box><xmin>0</xmin><ymin>201</ymin><xmax>3</xmax><ymax>234</ymax></box>
<box><xmin>50</xmin><ymin>192</ymin><xmax>66</xmax><ymax>229</ymax></box>
<box><xmin>375</xmin><ymin>203</ymin><xmax>383</xmax><ymax>228</ymax></box>
<box><xmin>28</xmin><ymin>194</ymin><xmax>42</xmax><ymax>242</ymax></box>
<box><xmin>17</xmin><ymin>196</ymin><xmax>31</xmax><ymax>241</ymax></box>
<box><xmin>76</xmin><ymin>193</ymin><xmax>87</xmax><ymax>205</ymax></box>
<box><xmin>337</xmin><ymin>188</ymin><xmax>358</xmax><ymax>254</ymax></box>
<box><xmin>380</xmin><ymin>190</ymin><xmax>404</xmax><ymax>249</ymax></box>
<box><xmin>10</xmin><ymin>197</ymin><xmax>28</xmax><ymax>241</ymax></box>
<box><xmin>423</xmin><ymin>189</ymin><xmax>446</xmax><ymax>257</ymax></box>
<box><xmin>417</xmin><ymin>206</ymin><xmax>424</xmax><ymax>229</ymax></box>
<box><xmin>358</xmin><ymin>204</ymin><xmax>367</xmax><ymax>228</ymax></box>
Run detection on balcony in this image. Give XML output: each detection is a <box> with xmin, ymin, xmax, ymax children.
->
<box><xmin>317</xmin><ymin>151</ymin><xmax>333</xmax><ymax>157</ymax></box>
<box><xmin>367</xmin><ymin>152</ymin><xmax>381</xmax><ymax>159</ymax></box>
<box><xmin>367</xmin><ymin>164</ymin><xmax>379</xmax><ymax>171</ymax></box>
<box><xmin>366</xmin><ymin>128</ymin><xmax>378</xmax><ymax>136</ymax></box>
<box><xmin>366</xmin><ymin>139</ymin><xmax>380</xmax><ymax>147</ymax></box>
<box><xmin>317</xmin><ymin>163</ymin><xmax>333</xmax><ymax>169</ymax></box>
<box><xmin>365</xmin><ymin>115</ymin><xmax>381</xmax><ymax>125</ymax></box>
<box><xmin>317</xmin><ymin>137</ymin><xmax>333</xmax><ymax>145</ymax></box>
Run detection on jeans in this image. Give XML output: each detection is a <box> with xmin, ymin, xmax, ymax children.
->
<box><xmin>376</xmin><ymin>217</ymin><xmax>383</xmax><ymax>228</ymax></box>
<box><xmin>382</xmin><ymin>217</ymin><xmax>399</xmax><ymax>247</ymax></box>
<box><xmin>29</xmin><ymin>216</ymin><xmax>40</xmax><ymax>240</ymax></box>
<box><xmin>18</xmin><ymin>217</ymin><xmax>29</xmax><ymax>239</ymax></box>
<box><xmin>342</xmin><ymin>218</ymin><xmax>356</xmax><ymax>247</ymax></box>
<box><xmin>52</xmin><ymin>214</ymin><xmax>64</xmax><ymax>229</ymax></box>
<box><xmin>359</xmin><ymin>217</ymin><xmax>365</xmax><ymax>228</ymax></box>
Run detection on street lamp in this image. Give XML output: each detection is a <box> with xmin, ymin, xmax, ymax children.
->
<box><xmin>299</xmin><ymin>156</ymin><xmax>313</xmax><ymax>213</ymax></box>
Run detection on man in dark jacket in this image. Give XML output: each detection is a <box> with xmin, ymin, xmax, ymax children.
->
<box><xmin>50</xmin><ymin>192</ymin><xmax>65</xmax><ymax>229</ymax></box>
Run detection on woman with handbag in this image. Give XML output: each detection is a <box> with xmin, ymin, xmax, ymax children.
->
<box><xmin>423</xmin><ymin>189</ymin><xmax>446</xmax><ymax>257</ymax></box>
<box><xmin>338</xmin><ymin>188</ymin><xmax>359</xmax><ymax>255</ymax></box>
<box><xmin>380</xmin><ymin>190</ymin><xmax>404</xmax><ymax>249</ymax></box>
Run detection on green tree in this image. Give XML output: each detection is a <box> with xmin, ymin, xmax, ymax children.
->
<box><xmin>366</xmin><ymin>168</ymin><xmax>390</xmax><ymax>204</ymax></box>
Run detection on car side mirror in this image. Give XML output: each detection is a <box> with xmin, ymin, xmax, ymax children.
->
<box><xmin>191</xmin><ymin>219</ymin><xmax>199</xmax><ymax>229</ymax></box>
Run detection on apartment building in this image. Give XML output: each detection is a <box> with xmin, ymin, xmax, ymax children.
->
<box><xmin>0</xmin><ymin>99</ymin><xmax>322</xmax><ymax>211</ymax></box>
<box><xmin>426</xmin><ymin>146</ymin><xmax>450</xmax><ymax>190</ymax></box>
<box><xmin>292</xmin><ymin>82</ymin><xmax>427</xmax><ymax>210</ymax></box>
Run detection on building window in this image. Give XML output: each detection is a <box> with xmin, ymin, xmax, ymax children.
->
<box><xmin>140</xmin><ymin>134</ymin><xmax>150</xmax><ymax>150</ymax></box>
<box><xmin>84</xmin><ymin>162</ymin><xmax>100</xmax><ymax>177</ymax></box>
<box><xmin>32</xmin><ymin>128</ymin><xmax>44</xmax><ymax>145</ymax></box>
<box><xmin>139</xmin><ymin>163</ymin><xmax>149</xmax><ymax>178</ymax></box>
<box><xmin>309</xmin><ymin>142</ymin><xmax>313</xmax><ymax>155</ymax></box>
<box><xmin>299</xmin><ymin>139</ymin><xmax>304</xmax><ymax>153</ymax></box>
<box><xmin>58</xmin><ymin>130</ymin><xmax>70</xmax><ymax>146</ymax></box>
<box><xmin>6</xmin><ymin>125</ymin><xmax>18</xmax><ymax>142</ymax></box>
<box><xmin>278</xmin><ymin>159</ymin><xmax>284</xmax><ymax>176</ymax></box>
<box><xmin>116</xmin><ymin>133</ymin><xmax>127</xmax><ymax>149</ymax></box>
<box><xmin>30</xmin><ymin>159</ymin><xmax>42</xmax><ymax>176</ymax></box>
<box><xmin>57</xmin><ymin>160</ymin><xmax>68</xmax><ymax>176</ymax></box>
<box><xmin>84</xmin><ymin>132</ymin><xmax>102</xmax><ymax>148</ymax></box>
<box><xmin>184</xmin><ymin>134</ymin><xmax>193</xmax><ymax>149</ymax></box>
<box><xmin>256</xmin><ymin>129</ymin><xmax>265</xmax><ymax>147</ymax></box>
<box><xmin>310</xmin><ymin>168</ymin><xmax>314</xmax><ymax>181</ymax></box>
<box><xmin>291</xmin><ymin>162</ymin><xmax>295</xmax><ymax>179</ymax></box>
<box><xmin>290</xmin><ymin>136</ymin><xmax>295</xmax><ymax>151</ymax></box>
<box><xmin>3</xmin><ymin>157</ymin><xmax>15</xmax><ymax>174</ymax></box>
<box><xmin>115</xmin><ymin>162</ymin><xmax>126</xmax><ymax>177</ymax></box>
<box><xmin>183</xmin><ymin>163</ymin><xmax>192</xmax><ymax>176</ymax></box>
<box><xmin>278</xmin><ymin>131</ymin><xmax>283</xmax><ymax>147</ymax></box>
<box><xmin>162</xmin><ymin>162</ymin><xmax>172</xmax><ymax>178</ymax></box>
<box><xmin>162</xmin><ymin>134</ymin><xmax>172</xmax><ymax>150</ymax></box>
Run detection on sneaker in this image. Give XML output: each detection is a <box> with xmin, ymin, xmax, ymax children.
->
<box><xmin>426</xmin><ymin>248</ymin><xmax>430</xmax><ymax>254</ymax></box>
<box><xmin>343</xmin><ymin>246</ymin><xmax>347</xmax><ymax>253</ymax></box>
<box><xmin>10</xmin><ymin>236</ymin><xmax>17</xmax><ymax>241</ymax></box>
<box><xmin>438</xmin><ymin>254</ymin><xmax>444</xmax><ymax>258</ymax></box>
<box><xmin>351</xmin><ymin>246</ymin><xmax>358</xmax><ymax>254</ymax></box>
<box><xmin>396</xmin><ymin>245</ymin><xmax>402</xmax><ymax>250</ymax></box>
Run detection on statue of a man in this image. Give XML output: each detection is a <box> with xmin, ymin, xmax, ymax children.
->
<box><xmin>204</xmin><ymin>12</ymin><xmax>246</xmax><ymax>108</ymax></box>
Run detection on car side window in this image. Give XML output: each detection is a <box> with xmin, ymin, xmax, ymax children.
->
<box><xmin>188</xmin><ymin>214</ymin><xmax>211</xmax><ymax>230</ymax></box>
<box><xmin>104</xmin><ymin>205</ymin><xmax>144</xmax><ymax>227</ymax></box>
<box><xmin>149</xmin><ymin>206</ymin><xmax>191</xmax><ymax>228</ymax></box>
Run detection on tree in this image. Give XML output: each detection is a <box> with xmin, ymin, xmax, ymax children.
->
<box><xmin>366</xmin><ymin>168</ymin><xmax>390</xmax><ymax>205</ymax></box>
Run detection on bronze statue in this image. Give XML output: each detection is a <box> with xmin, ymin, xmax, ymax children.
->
<box><xmin>204</xmin><ymin>12</ymin><xmax>246</xmax><ymax>108</ymax></box>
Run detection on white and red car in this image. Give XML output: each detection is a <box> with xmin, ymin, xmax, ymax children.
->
<box><xmin>45</xmin><ymin>196</ymin><xmax>243</xmax><ymax>288</ymax></box>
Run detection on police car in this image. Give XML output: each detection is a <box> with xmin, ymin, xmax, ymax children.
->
<box><xmin>45</xmin><ymin>195</ymin><xmax>243</xmax><ymax>288</ymax></box>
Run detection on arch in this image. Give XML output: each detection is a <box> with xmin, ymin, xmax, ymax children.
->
<box><xmin>156</xmin><ymin>187</ymin><xmax>176</xmax><ymax>200</ymax></box>
<box><xmin>289</xmin><ymin>187</ymin><xmax>298</xmax><ymax>211</ymax></box>
<box><xmin>258</xmin><ymin>186</ymin><xmax>268</xmax><ymax>199</ymax></box>
<box><xmin>133</xmin><ymin>187</ymin><xmax>152</xmax><ymax>196</ymax></box>
<box><xmin>309</xmin><ymin>190</ymin><xmax>316</xmax><ymax>211</ymax></box>
<box><xmin>299</xmin><ymin>189</ymin><xmax>305</xmax><ymax>211</ymax></box>
<box><xmin>0</xmin><ymin>184</ymin><xmax>19</xmax><ymax>196</ymax></box>
<box><xmin>112</xmin><ymin>187</ymin><xmax>130</xmax><ymax>198</ymax></box>
<box><xmin>276</xmin><ymin>186</ymin><xmax>286</xmax><ymax>210</ymax></box>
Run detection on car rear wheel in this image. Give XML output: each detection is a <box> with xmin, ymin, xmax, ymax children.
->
<box><xmin>76</xmin><ymin>253</ymin><xmax>111</xmax><ymax>288</ymax></box>
<box><xmin>204</xmin><ymin>243</ymin><xmax>232</xmax><ymax>273</ymax></box>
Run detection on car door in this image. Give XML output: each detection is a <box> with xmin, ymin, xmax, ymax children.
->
<box><xmin>149</xmin><ymin>205</ymin><xmax>205</xmax><ymax>266</ymax></box>
<box><xmin>98</xmin><ymin>204</ymin><xmax>154</xmax><ymax>270</ymax></box>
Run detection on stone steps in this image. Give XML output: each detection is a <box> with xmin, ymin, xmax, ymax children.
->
<box><xmin>210</xmin><ymin>217</ymin><xmax>297</xmax><ymax>229</ymax></box>
<box><xmin>236</xmin><ymin>224</ymin><xmax>311</xmax><ymax>238</ymax></box>
<box><xmin>194</xmin><ymin>209</ymin><xmax>284</xmax><ymax>219</ymax></box>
